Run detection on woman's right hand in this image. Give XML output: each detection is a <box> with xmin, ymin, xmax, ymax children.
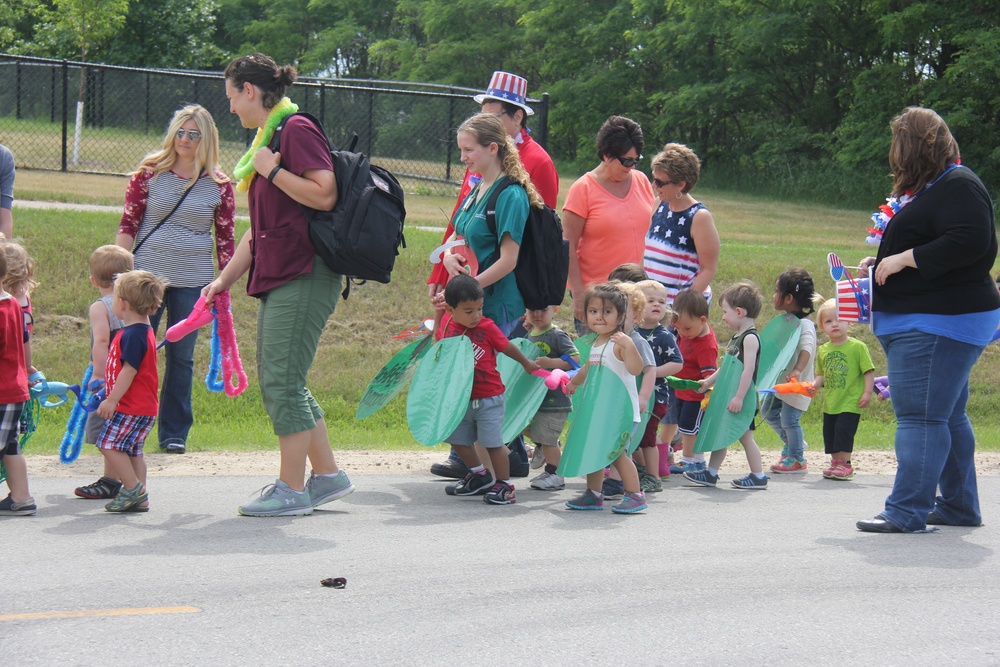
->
<box><xmin>858</xmin><ymin>256</ymin><xmax>876</xmax><ymax>278</ymax></box>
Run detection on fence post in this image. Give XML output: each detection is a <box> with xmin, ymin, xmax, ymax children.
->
<box><xmin>367</xmin><ymin>87</ymin><xmax>374</xmax><ymax>155</ymax></box>
<box><xmin>145</xmin><ymin>71</ymin><xmax>150</xmax><ymax>135</ymax></box>
<box><xmin>445</xmin><ymin>96</ymin><xmax>455</xmax><ymax>182</ymax></box>
<box><xmin>15</xmin><ymin>61</ymin><xmax>21</xmax><ymax>120</ymax></box>
<box><xmin>320</xmin><ymin>82</ymin><xmax>326</xmax><ymax>126</ymax></box>
<box><xmin>61</xmin><ymin>60</ymin><xmax>69</xmax><ymax>172</ymax></box>
<box><xmin>50</xmin><ymin>66</ymin><xmax>56</xmax><ymax>124</ymax></box>
<box><xmin>537</xmin><ymin>93</ymin><xmax>550</xmax><ymax>150</ymax></box>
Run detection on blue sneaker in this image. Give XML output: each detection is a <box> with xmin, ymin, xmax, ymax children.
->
<box><xmin>305</xmin><ymin>470</ymin><xmax>355</xmax><ymax>507</ymax></box>
<box><xmin>683</xmin><ymin>468</ymin><xmax>719</xmax><ymax>487</ymax></box>
<box><xmin>601</xmin><ymin>477</ymin><xmax>625</xmax><ymax>499</ymax></box>
<box><xmin>566</xmin><ymin>490</ymin><xmax>604</xmax><ymax>510</ymax></box>
<box><xmin>669</xmin><ymin>460</ymin><xmax>706</xmax><ymax>475</ymax></box>
<box><xmin>611</xmin><ymin>491</ymin><xmax>648</xmax><ymax>514</ymax></box>
<box><xmin>731</xmin><ymin>473</ymin><xmax>769</xmax><ymax>490</ymax></box>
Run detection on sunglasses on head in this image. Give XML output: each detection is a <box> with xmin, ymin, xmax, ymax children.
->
<box><xmin>616</xmin><ymin>155</ymin><xmax>642</xmax><ymax>168</ymax></box>
<box><xmin>653</xmin><ymin>177</ymin><xmax>674</xmax><ymax>188</ymax></box>
<box><xmin>176</xmin><ymin>129</ymin><xmax>202</xmax><ymax>141</ymax></box>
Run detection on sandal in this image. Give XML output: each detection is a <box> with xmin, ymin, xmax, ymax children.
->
<box><xmin>75</xmin><ymin>476</ymin><xmax>123</xmax><ymax>499</ymax></box>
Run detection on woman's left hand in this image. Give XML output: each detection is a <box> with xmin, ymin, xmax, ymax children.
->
<box><xmin>873</xmin><ymin>250</ymin><xmax>915</xmax><ymax>285</ymax></box>
<box><xmin>441</xmin><ymin>251</ymin><xmax>468</xmax><ymax>278</ymax></box>
<box><xmin>253</xmin><ymin>146</ymin><xmax>281</xmax><ymax>177</ymax></box>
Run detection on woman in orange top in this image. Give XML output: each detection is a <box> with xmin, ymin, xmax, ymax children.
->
<box><xmin>562</xmin><ymin>115</ymin><xmax>656</xmax><ymax>333</ymax></box>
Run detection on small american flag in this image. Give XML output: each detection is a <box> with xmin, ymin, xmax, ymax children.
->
<box><xmin>836</xmin><ymin>276</ymin><xmax>871</xmax><ymax>324</ymax></box>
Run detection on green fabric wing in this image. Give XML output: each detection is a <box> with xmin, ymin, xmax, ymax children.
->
<box><xmin>356</xmin><ymin>335</ymin><xmax>433</xmax><ymax>420</ymax></box>
<box><xmin>406</xmin><ymin>337</ymin><xmax>474</xmax><ymax>446</ymax></box>
<box><xmin>757</xmin><ymin>314</ymin><xmax>802</xmax><ymax>391</ymax></box>
<box><xmin>497</xmin><ymin>338</ymin><xmax>546</xmax><ymax>442</ymax></box>
<box><xmin>557</xmin><ymin>364</ymin><xmax>635</xmax><ymax>477</ymax></box>
<box><xmin>693</xmin><ymin>355</ymin><xmax>757</xmax><ymax>453</ymax></box>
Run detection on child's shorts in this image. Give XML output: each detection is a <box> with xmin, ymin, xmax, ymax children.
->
<box><xmin>674</xmin><ymin>398</ymin><xmax>705</xmax><ymax>436</ymax></box>
<box><xmin>97</xmin><ymin>412</ymin><xmax>155</xmax><ymax>457</ymax></box>
<box><xmin>663</xmin><ymin>387</ymin><xmax>678</xmax><ymax>424</ymax></box>
<box><xmin>85</xmin><ymin>411</ymin><xmax>108</xmax><ymax>445</ymax></box>
<box><xmin>524</xmin><ymin>410</ymin><xmax>569</xmax><ymax>447</ymax></box>
<box><xmin>0</xmin><ymin>402</ymin><xmax>26</xmax><ymax>456</ymax></box>
<box><xmin>638</xmin><ymin>401</ymin><xmax>668</xmax><ymax>448</ymax></box>
<box><xmin>448</xmin><ymin>395</ymin><xmax>505</xmax><ymax>448</ymax></box>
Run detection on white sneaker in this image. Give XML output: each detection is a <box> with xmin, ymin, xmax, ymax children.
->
<box><xmin>529</xmin><ymin>445</ymin><xmax>545</xmax><ymax>469</ymax></box>
<box><xmin>529</xmin><ymin>471</ymin><xmax>565</xmax><ymax>490</ymax></box>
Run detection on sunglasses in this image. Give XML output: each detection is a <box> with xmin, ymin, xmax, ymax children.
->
<box><xmin>175</xmin><ymin>129</ymin><xmax>202</xmax><ymax>141</ymax></box>
<box><xmin>653</xmin><ymin>177</ymin><xmax>674</xmax><ymax>188</ymax></box>
<box><xmin>616</xmin><ymin>155</ymin><xmax>642</xmax><ymax>168</ymax></box>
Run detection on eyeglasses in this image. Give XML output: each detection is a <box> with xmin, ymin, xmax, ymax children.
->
<box><xmin>653</xmin><ymin>177</ymin><xmax>674</xmax><ymax>188</ymax></box>
<box><xmin>175</xmin><ymin>129</ymin><xmax>202</xmax><ymax>141</ymax></box>
<box><xmin>616</xmin><ymin>155</ymin><xmax>642</xmax><ymax>168</ymax></box>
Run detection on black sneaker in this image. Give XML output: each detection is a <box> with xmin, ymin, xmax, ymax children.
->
<box><xmin>431</xmin><ymin>457</ymin><xmax>470</xmax><ymax>479</ymax></box>
<box><xmin>484</xmin><ymin>482</ymin><xmax>516</xmax><ymax>505</ymax></box>
<box><xmin>161</xmin><ymin>441</ymin><xmax>186</xmax><ymax>454</ymax></box>
<box><xmin>0</xmin><ymin>493</ymin><xmax>37</xmax><ymax>516</ymax></box>
<box><xmin>74</xmin><ymin>476</ymin><xmax>123</xmax><ymax>499</ymax></box>
<box><xmin>446</xmin><ymin>471</ymin><xmax>495</xmax><ymax>496</ymax></box>
<box><xmin>508</xmin><ymin>450</ymin><xmax>529</xmax><ymax>478</ymax></box>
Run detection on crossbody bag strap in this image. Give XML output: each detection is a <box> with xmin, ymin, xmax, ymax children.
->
<box><xmin>131</xmin><ymin>172</ymin><xmax>203</xmax><ymax>255</ymax></box>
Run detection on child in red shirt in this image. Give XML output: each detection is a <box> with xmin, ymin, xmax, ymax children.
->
<box><xmin>431</xmin><ymin>274</ymin><xmax>540</xmax><ymax>505</ymax></box>
<box><xmin>96</xmin><ymin>270</ymin><xmax>165</xmax><ymax>513</ymax></box>
<box><xmin>668</xmin><ymin>289</ymin><xmax>719</xmax><ymax>474</ymax></box>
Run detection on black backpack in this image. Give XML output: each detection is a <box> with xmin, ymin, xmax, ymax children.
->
<box><xmin>484</xmin><ymin>176</ymin><xmax>569</xmax><ymax>310</ymax></box>
<box><xmin>271</xmin><ymin>112</ymin><xmax>406</xmax><ymax>298</ymax></box>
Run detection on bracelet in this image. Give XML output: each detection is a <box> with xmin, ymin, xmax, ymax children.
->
<box><xmin>267</xmin><ymin>165</ymin><xmax>283</xmax><ymax>182</ymax></box>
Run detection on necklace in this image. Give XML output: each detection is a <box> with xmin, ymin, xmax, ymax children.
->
<box><xmin>233</xmin><ymin>97</ymin><xmax>298</xmax><ymax>192</ymax></box>
<box><xmin>867</xmin><ymin>162</ymin><xmax>960</xmax><ymax>245</ymax></box>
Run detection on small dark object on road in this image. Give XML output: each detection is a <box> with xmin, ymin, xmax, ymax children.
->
<box><xmin>321</xmin><ymin>577</ymin><xmax>347</xmax><ymax>589</ymax></box>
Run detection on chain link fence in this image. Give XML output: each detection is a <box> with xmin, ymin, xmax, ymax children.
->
<box><xmin>0</xmin><ymin>54</ymin><xmax>550</xmax><ymax>196</ymax></box>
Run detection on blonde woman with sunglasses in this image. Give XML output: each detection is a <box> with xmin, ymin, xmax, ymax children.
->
<box><xmin>115</xmin><ymin>104</ymin><xmax>236</xmax><ymax>456</ymax></box>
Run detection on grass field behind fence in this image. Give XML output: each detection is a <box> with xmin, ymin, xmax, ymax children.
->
<box><xmin>12</xmin><ymin>170</ymin><xmax>1000</xmax><ymax>457</ymax></box>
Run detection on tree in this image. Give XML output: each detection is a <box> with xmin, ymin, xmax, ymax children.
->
<box><xmin>33</xmin><ymin>0</ymin><xmax>131</xmax><ymax>164</ymax></box>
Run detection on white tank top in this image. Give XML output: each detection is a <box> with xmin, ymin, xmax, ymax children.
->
<box><xmin>590</xmin><ymin>338</ymin><xmax>640</xmax><ymax>421</ymax></box>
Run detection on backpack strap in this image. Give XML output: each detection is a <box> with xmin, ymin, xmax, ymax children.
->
<box><xmin>268</xmin><ymin>113</ymin><xmax>354</xmax><ymax>301</ymax></box>
<box><xmin>484</xmin><ymin>176</ymin><xmax>520</xmax><ymax>259</ymax></box>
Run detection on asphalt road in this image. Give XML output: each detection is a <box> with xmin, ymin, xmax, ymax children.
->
<box><xmin>3</xmin><ymin>472</ymin><xmax>999</xmax><ymax>666</ymax></box>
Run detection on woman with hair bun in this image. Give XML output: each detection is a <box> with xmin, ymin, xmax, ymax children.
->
<box><xmin>204</xmin><ymin>52</ymin><xmax>354</xmax><ymax>517</ymax></box>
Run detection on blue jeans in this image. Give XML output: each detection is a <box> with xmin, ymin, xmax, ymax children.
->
<box><xmin>148</xmin><ymin>286</ymin><xmax>203</xmax><ymax>448</ymax></box>
<box><xmin>761</xmin><ymin>394</ymin><xmax>805</xmax><ymax>460</ymax></box>
<box><xmin>877</xmin><ymin>331</ymin><xmax>986</xmax><ymax>531</ymax></box>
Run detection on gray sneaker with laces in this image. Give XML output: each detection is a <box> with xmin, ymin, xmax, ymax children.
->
<box><xmin>239</xmin><ymin>480</ymin><xmax>313</xmax><ymax>517</ymax></box>
<box><xmin>529</xmin><ymin>445</ymin><xmax>545</xmax><ymax>469</ymax></box>
<box><xmin>529</xmin><ymin>471</ymin><xmax>565</xmax><ymax>490</ymax></box>
<box><xmin>305</xmin><ymin>470</ymin><xmax>355</xmax><ymax>507</ymax></box>
<box><xmin>611</xmin><ymin>491</ymin><xmax>648</xmax><ymax>514</ymax></box>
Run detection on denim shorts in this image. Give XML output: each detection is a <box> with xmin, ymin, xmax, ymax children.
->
<box><xmin>448</xmin><ymin>395</ymin><xmax>505</xmax><ymax>447</ymax></box>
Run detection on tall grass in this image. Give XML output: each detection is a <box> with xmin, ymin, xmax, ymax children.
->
<box><xmin>11</xmin><ymin>176</ymin><xmax>1000</xmax><ymax>455</ymax></box>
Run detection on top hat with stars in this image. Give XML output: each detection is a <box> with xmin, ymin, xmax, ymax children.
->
<box><xmin>473</xmin><ymin>71</ymin><xmax>534</xmax><ymax>116</ymax></box>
